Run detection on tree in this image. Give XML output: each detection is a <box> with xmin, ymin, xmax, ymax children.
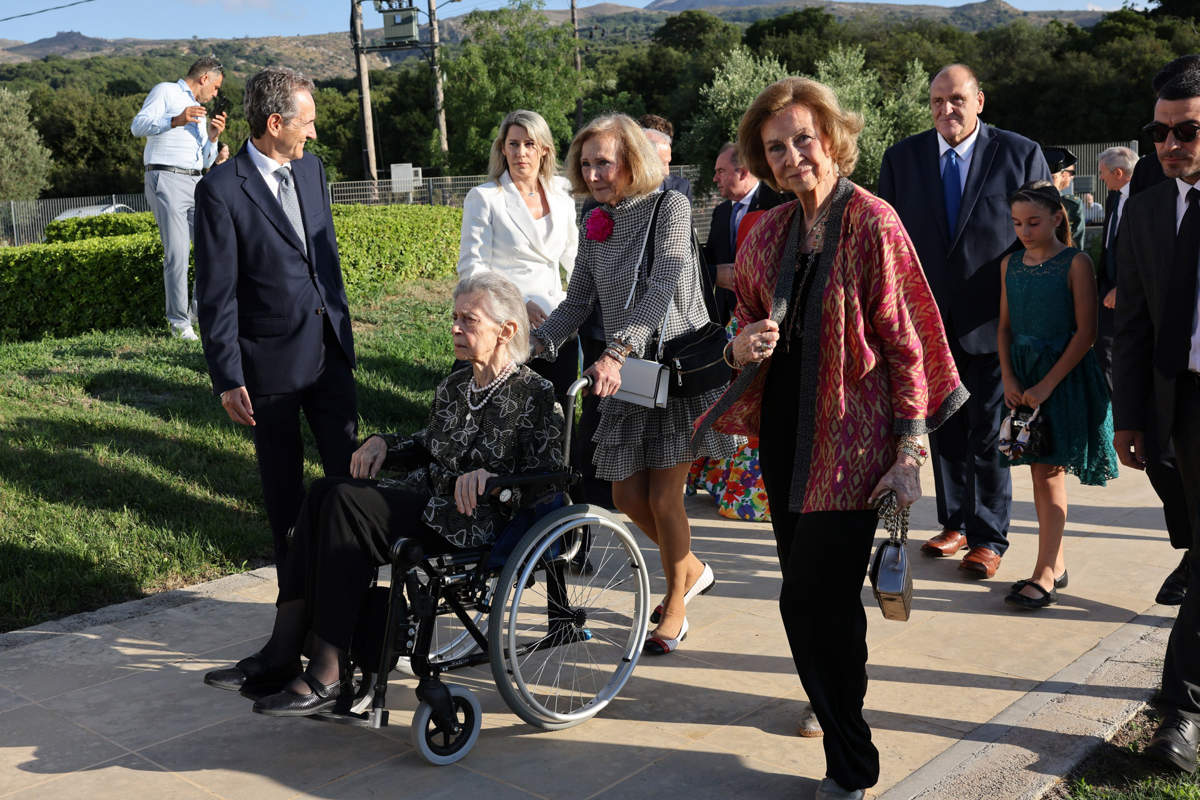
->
<box><xmin>813</xmin><ymin>46</ymin><xmax>929</xmax><ymax>190</ymax></box>
<box><xmin>652</xmin><ymin>10</ymin><xmax>741</xmax><ymax>54</ymax></box>
<box><xmin>683</xmin><ymin>46</ymin><xmax>788</xmax><ymax>166</ymax></box>
<box><xmin>442</xmin><ymin>0</ymin><xmax>581</xmax><ymax>174</ymax></box>
<box><xmin>0</xmin><ymin>87</ymin><xmax>54</xmax><ymax>201</ymax></box>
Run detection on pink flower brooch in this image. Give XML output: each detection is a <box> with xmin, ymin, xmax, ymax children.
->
<box><xmin>585</xmin><ymin>207</ymin><xmax>614</xmax><ymax>242</ymax></box>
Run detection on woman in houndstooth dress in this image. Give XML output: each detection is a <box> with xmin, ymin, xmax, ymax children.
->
<box><xmin>534</xmin><ymin>113</ymin><xmax>736</xmax><ymax>656</ymax></box>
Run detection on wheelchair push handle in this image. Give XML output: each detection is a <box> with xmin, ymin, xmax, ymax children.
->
<box><xmin>562</xmin><ymin>376</ymin><xmax>592</xmax><ymax>468</ymax></box>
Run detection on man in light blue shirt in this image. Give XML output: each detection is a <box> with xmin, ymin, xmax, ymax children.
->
<box><xmin>131</xmin><ymin>55</ymin><xmax>227</xmax><ymax>340</ymax></box>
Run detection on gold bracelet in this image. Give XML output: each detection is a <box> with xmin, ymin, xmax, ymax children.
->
<box><xmin>722</xmin><ymin>341</ymin><xmax>740</xmax><ymax>369</ymax></box>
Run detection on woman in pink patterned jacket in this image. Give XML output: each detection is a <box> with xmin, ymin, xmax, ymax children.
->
<box><xmin>694</xmin><ymin>78</ymin><xmax>966</xmax><ymax>800</ymax></box>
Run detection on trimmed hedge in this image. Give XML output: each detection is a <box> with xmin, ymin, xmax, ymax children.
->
<box><xmin>43</xmin><ymin>212</ymin><xmax>159</xmax><ymax>243</ymax></box>
<box><xmin>0</xmin><ymin>203</ymin><xmax>462</xmax><ymax>340</ymax></box>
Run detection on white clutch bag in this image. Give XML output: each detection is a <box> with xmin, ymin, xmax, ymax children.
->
<box><xmin>613</xmin><ymin>357</ymin><xmax>669</xmax><ymax>409</ymax></box>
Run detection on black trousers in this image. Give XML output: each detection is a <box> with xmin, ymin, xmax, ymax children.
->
<box><xmin>277</xmin><ymin>476</ymin><xmax>455</xmax><ymax>651</ymax></box>
<box><xmin>759</xmin><ymin>389</ymin><xmax>880</xmax><ymax>790</ymax></box>
<box><xmin>251</xmin><ymin>323</ymin><xmax>358</xmax><ymax>568</ymax></box>
<box><xmin>1162</xmin><ymin>373</ymin><xmax>1200</xmax><ymax>721</ymax></box>
<box><xmin>928</xmin><ymin>343</ymin><xmax>1011</xmax><ymax>555</ymax></box>
<box><xmin>1098</xmin><ymin>311</ymin><xmax>1191</xmax><ymax>550</ymax></box>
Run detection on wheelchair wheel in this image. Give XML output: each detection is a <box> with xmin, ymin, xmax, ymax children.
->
<box><xmin>410</xmin><ymin>684</ymin><xmax>482</xmax><ymax>766</ymax></box>
<box><xmin>489</xmin><ymin>504</ymin><xmax>650</xmax><ymax>730</ymax></box>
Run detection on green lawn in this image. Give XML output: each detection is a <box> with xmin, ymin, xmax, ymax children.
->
<box><xmin>0</xmin><ymin>278</ymin><xmax>455</xmax><ymax>632</ymax></box>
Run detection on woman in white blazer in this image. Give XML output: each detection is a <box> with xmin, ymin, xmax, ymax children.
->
<box><xmin>457</xmin><ymin>109</ymin><xmax>579</xmax><ymax>402</ymax></box>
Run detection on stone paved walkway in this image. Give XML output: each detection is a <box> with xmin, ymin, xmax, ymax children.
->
<box><xmin>0</xmin><ymin>462</ymin><xmax>1180</xmax><ymax>799</ymax></box>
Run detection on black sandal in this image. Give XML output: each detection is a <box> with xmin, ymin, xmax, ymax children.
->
<box><xmin>1005</xmin><ymin>580</ymin><xmax>1057</xmax><ymax>609</ymax></box>
<box><xmin>1011</xmin><ymin>572</ymin><xmax>1068</xmax><ymax>592</ymax></box>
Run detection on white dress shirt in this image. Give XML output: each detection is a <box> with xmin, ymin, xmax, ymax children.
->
<box><xmin>130</xmin><ymin>79</ymin><xmax>217</xmax><ymax>170</ymax></box>
<box><xmin>1174</xmin><ymin>177</ymin><xmax>1200</xmax><ymax>374</ymax></box>
<box><xmin>936</xmin><ymin>123</ymin><xmax>982</xmax><ymax>194</ymax></box>
<box><xmin>246</xmin><ymin>139</ymin><xmax>288</xmax><ymax>202</ymax></box>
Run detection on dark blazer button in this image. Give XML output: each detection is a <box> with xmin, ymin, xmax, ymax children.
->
<box><xmin>316</xmin><ymin>307</ymin><xmax>325</xmax><ymax>316</ymax></box>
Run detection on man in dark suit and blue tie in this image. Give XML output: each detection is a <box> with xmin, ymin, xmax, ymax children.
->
<box><xmin>1113</xmin><ymin>67</ymin><xmax>1200</xmax><ymax>774</ymax></box>
<box><xmin>704</xmin><ymin>142</ymin><xmax>789</xmax><ymax>323</ymax></box>
<box><xmin>195</xmin><ymin>67</ymin><xmax>358</xmax><ymax>570</ymax></box>
<box><xmin>878</xmin><ymin>64</ymin><xmax>1050</xmax><ymax>579</ymax></box>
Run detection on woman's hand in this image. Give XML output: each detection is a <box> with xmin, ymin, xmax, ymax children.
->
<box><xmin>868</xmin><ymin>454</ymin><xmax>922</xmax><ymax>509</ymax></box>
<box><xmin>525</xmin><ymin>300</ymin><xmax>547</xmax><ymax>328</ymax></box>
<box><xmin>732</xmin><ymin>319</ymin><xmax>780</xmax><ymax>365</ymax></box>
<box><xmin>350</xmin><ymin>435</ymin><xmax>387</xmax><ymax>479</ymax></box>
<box><xmin>1002</xmin><ymin>375</ymin><xmax>1025</xmax><ymax>410</ymax></box>
<box><xmin>584</xmin><ymin>354</ymin><xmax>622</xmax><ymax>397</ymax></box>
<box><xmin>454</xmin><ymin>468</ymin><xmax>498</xmax><ymax>516</ymax></box>
<box><xmin>1021</xmin><ymin>382</ymin><xmax>1051</xmax><ymax>409</ymax></box>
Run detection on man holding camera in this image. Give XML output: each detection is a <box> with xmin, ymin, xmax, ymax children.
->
<box><xmin>131</xmin><ymin>55</ymin><xmax>228</xmax><ymax>341</ymax></box>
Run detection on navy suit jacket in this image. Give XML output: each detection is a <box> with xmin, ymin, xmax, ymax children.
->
<box><xmin>195</xmin><ymin>146</ymin><xmax>355</xmax><ymax>397</ymax></box>
<box><xmin>878</xmin><ymin>123</ymin><xmax>1050</xmax><ymax>354</ymax></box>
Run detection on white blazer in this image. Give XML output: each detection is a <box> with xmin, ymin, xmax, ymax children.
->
<box><xmin>457</xmin><ymin>171</ymin><xmax>578</xmax><ymax>314</ymax></box>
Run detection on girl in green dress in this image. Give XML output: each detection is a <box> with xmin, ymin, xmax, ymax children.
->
<box><xmin>998</xmin><ymin>181</ymin><xmax>1119</xmax><ymax>610</ymax></box>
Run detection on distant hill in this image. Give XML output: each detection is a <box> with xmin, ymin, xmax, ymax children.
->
<box><xmin>0</xmin><ymin>0</ymin><xmax>1108</xmax><ymax>79</ymax></box>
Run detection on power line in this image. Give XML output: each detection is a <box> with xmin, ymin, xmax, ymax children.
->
<box><xmin>0</xmin><ymin>0</ymin><xmax>97</xmax><ymax>24</ymax></box>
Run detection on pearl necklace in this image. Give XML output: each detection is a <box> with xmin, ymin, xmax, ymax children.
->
<box><xmin>466</xmin><ymin>361</ymin><xmax>515</xmax><ymax>412</ymax></box>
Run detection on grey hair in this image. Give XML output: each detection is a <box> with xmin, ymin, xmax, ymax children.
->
<box><xmin>488</xmin><ymin>109</ymin><xmax>558</xmax><ymax>183</ymax></box>
<box><xmin>244</xmin><ymin>67</ymin><xmax>316</xmax><ymax>139</ymax></box>
<box><xmin>642</xmin><ymin>127</ymin><xmax>672</xmax><ymax>147</ymax></box>
<box><xmin>717</xmin><ymin>141</ymin><xmax>740</xmax><ymax>166</ymax></box>
<box><xmin>453</xmin><ymin>272</ymin><xmax>530</xmax><ymax>365</ymax></box>
<box><xmin>187</xmin><ymin>56</ymin><xmax>223</xmax><ymax>79</ymax></box>
<box><xmin>1098</xmin><ymin>146</ymin><xmax>1136</xmax><ymax>173</ymax></box>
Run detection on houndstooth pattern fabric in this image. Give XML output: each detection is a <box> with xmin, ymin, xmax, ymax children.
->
<box><xmin>535</xmin><ymin>190</ymin><xmax>736</xmax><ymax>481</ymax></box>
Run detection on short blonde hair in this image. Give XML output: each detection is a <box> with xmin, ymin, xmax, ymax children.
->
<box><xmin>453</xmin><ymin>272</ymin><xmax>530</xmax><ymax>365</ymax></box>
<box><xmin>737</xmin><ymin>77</ymin><xmax>864</xmax><ymax>191</ymax></box>
<box><xmin>487</xmin><ymin>109</ymin><xmax>557</xmax><ymax>183</ymax></box>
<box><xmin>565</xmin><ymin>113</ymin><xmax>663</xmax><ymax>199</ymax></box>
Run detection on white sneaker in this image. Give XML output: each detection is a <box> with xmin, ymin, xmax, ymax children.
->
<box><xmin>815</xmin><ymin>777</ymin><xmax>864</xmax><ymax>800</ymax></box>
<box><xmin>170</xmin><ymin>323</ymin><xmax>199</xmax><ymax>341</ymax></box>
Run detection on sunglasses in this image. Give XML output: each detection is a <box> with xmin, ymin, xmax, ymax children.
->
<box><xmin>1143</xmin><ymin>120</ymin><xmax>1200</xmax><ymax>143</ymax></box>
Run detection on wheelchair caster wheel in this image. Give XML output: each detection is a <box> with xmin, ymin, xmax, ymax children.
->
<box><xmin>411</xmin><ymin>684</ymin><xmax>481</xmax><ymax>765</ymax></box>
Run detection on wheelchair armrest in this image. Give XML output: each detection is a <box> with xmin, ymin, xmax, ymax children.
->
<box><xmin>485</xmin><ymin>471</ymin><xmax>574</xmax><ymax>504</ymax></box>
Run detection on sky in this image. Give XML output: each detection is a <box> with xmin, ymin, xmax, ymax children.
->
<box><xmin>0</xmin><ymin>0</ymin><xmax>1128</xmax><ymax>45</ymax></box>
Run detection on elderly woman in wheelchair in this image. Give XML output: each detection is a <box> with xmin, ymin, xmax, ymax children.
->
<box><xmin>204</xmin><ymin>272</ymin><xmax>651</xmax><ymax>764</ymax></box>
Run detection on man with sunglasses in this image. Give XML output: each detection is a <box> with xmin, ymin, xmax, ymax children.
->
<box><xmin>1113</xmin><ymin>66</ymin><xmax>1200</xmax><ymax>775</ymax></box>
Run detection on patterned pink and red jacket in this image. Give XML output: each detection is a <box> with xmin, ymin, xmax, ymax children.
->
<box><xmin>696</xmin><ymin>179</ymin><xmax>967</xmax><ymax>514</ymax></box>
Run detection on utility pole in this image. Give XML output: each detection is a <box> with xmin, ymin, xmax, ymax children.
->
<box><xmin>350</xmin><ymin>0</ymin><xmax>379</xmax><ymax>180</ymax></box>
<box><xmin>570</xmin><ymin>0</ymin><xmax>582</xmax><ymax>131</ymax></box>
<box><xmin>428</xmin><ymin>0</ymin><xmax>448</xmax><ymax>154</ymax></box>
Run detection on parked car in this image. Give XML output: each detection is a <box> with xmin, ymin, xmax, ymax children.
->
<box><xmin>51</xmin><ymin>203</ymin><xmax>136</xmax><ymax>221</ymax></box>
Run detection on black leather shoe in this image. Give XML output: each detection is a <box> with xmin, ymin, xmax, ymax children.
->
<box><xmin>1156</xmin><ymin>554</ymin><xmax>1190</xmax><ymax>606</ymax></box>
<box><xmin>204</xmin><ymin>652</ymin><xmax>300</xmax><ymax>694</ymax></box>
<box><xmin>1145</xmin><ymin>714</ymin><xmax>1199</xmax><ymax>774</ymax></box>
<box><xmin>252</xmin><ymin>670</ymin><xmax>342</xmax><ymax>717</ymax></box>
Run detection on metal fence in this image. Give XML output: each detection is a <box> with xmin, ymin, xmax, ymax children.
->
<box><xmin>1</xmin><ymin>193</ymin><xmax>151</xmax><ymax>247</ymax></box>
<box><xmin>1049</xmin><ymin>139</ymin><xmax>1140</xmax><ymax>199</ymax></box>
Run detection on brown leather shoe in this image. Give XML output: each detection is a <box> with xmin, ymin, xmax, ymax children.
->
<box><xmin>959</xmin><ymin>546</ymin><xmax>1001</xmax><ymax>578</ymax></box>
<box><xmin>921</xmin><ymin>529</ymin><xmax>967</xmax><ymax>557</ymax></box>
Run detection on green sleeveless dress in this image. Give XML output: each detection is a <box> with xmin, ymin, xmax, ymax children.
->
<box><xmin>1004</xmin><ymin>247</ymin><xmax>1119</xmax><ymax>485</ymax></box>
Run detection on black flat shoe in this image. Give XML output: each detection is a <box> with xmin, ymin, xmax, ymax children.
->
<box><xmin>252</xmin><ymin>670</ymin><xmax>342</xmax><ymax>717</ymax></box>
<box><xmin>204</xmin><ymin>652</ymin><xmax>300</xmax><ymax>694</ymax></box>
<box><xmin>1156</xmin><ymin>554</ymin><xmax>1189</xmax><ymax>606</ymax></box>
<box><xmin>1009</xmin><ymin>571</ymin><xmax>1068</xmax><ymax>592</ymax></box>
<box><xmin>1145</xmin><ymin>714</ymin><xmax>1199</xmax><ymax>774</ymax></box>
<box><xmin>1005</xmin><ymin>580</ymin><xmax>1057</xmax><ymax>609</ymax></box>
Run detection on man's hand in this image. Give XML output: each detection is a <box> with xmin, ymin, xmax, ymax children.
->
<box><xmin>715</xmin><ymin>263</ymin><xmax>735</xmax><ymax>290</ymax></box>
<box><xmin>207</xmin><ymin>111</ymin><xmax>227</xmax><ymax>142</ymax></box>
<box><xmin>1103</xmin><ymin>288</ymin><xmax>1117</xmax><ymax>310</ymax></box>
<box><xmin>220</xmin><ymin>386</ymin><xmax>255</xmax><ymax>426</ymax></box>
<box><xmin>350</xmin><ymin>435</ymin><xmax>387</xmax><ymax>479</ymax></box>
<box><xmin>1113</xmin><ymin>429</ymin><xmax>1147</xmax><ymax>470</ymax></box>
<box><xmin>172</xmin><ymin>105</ymin><xmax>207</xmax><ymax>128</ymax></box>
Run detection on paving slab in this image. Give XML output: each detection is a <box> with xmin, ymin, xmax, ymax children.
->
<box><xmin>0</xmin><ymin>461</ymin><xmax>1179</xmax><ymax>799</ymax></box>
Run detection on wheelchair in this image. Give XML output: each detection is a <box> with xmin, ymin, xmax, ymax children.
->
<box><xmin>316</xmin><ymin>377</ymin><xmax>651</xmax><ymax>765</ymax></box>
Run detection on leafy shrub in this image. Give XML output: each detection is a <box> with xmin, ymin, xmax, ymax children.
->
<box><xmin>1</xmin><ymin>204</ymin><xmax>463</xmax><ymax>340</ymax></box>
<box><xmin>43</xmin><ymin>211</ymin><xmax>158</xmax><ymax>243</ymax></box>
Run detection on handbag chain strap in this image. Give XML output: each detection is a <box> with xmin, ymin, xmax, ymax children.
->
<box><xmin>877</xmin><ymin>491</ymin><xmax>910</xmax><ymax>546</ymax></box>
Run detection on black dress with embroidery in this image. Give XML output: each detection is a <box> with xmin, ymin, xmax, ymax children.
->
<box><xmin>377</xmin><ymin>365</ymin><xmax>565</xmax><ymax>549</ymax></box>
